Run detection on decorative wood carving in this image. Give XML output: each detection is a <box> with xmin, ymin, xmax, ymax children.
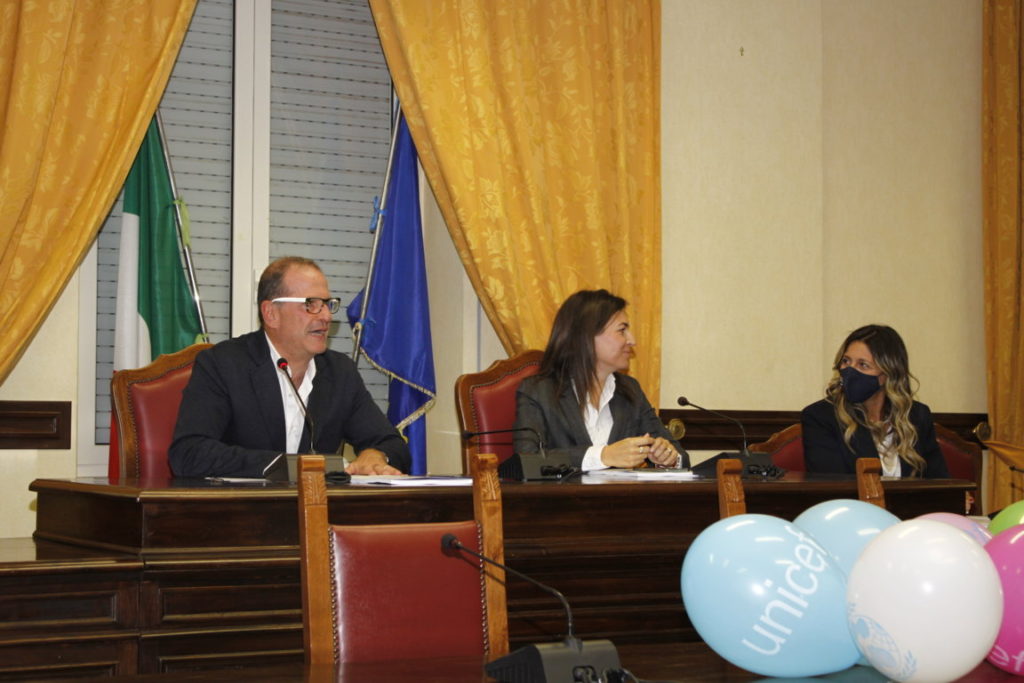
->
<box><xmin>856</xmin><ymin>458</ymin><xmax>886</xmax><ymax>508</ymax></box>
<box><xmin>716</xmin><ymin>459</ymin><xmax>745</xmax><ymax>518</ymax></box>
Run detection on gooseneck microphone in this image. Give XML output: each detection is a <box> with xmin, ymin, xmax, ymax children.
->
<box><xmin>277</xmin><ymin>357</ymin><xmax>317</xmax><ymax>454</ymax></box>
<box><xmin>441</xmin><ymin>534</ymin><xmax>622</xmax><ymax>682</ymax></box>
<box><xmin>677</xmin><ymin>396</ymin><xmax>782</xmax><ymax>479</ymax></box>
<box><xmin>442</xmin><ymin>533</ymin><xmax>575</xmax><ymax>639</ymax></box>
<box><xmin>677</xmin><ymin>396</ymin><xmax>751</xmax><ymax>456</ymax></box>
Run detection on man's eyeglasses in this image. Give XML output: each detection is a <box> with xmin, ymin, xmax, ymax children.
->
<box><xmin>271</xmin><ymin>297</ymin><xmax>341</xmax><ymax>314</ymax></box>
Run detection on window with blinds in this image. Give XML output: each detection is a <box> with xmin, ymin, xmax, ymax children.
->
<box><xmin>93</xmin><ymin>0</ymin><xmax>391</xmax><ymax>443</ymax></box>
<box><xmin>269</xmin><ymin>0</ymin><xmax>391</xmax><ymax>404</ymax></box>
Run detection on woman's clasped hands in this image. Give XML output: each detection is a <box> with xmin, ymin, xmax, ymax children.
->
<box><xmin>601</xmin><ymin>433</ymin><xmax>679</xmax><ymax>468</ymax></box>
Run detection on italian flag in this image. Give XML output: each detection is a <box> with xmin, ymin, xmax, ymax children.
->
<box><xmin>113</xmin><ymin>118</ymin><xmax>202</xmax><ymax>372</ymax></box>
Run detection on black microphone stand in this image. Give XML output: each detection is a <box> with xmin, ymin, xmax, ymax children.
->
<box><xmin>677</xmin><ymin>396</ymin><xmax>752</xmax><ymax>456</ymax></box>
<box><xmin>676</xmin><ymin>396</ymin><xmax>779</xmax><ymax>478</ymax></box>
<box><xmin>273</xmin><ymin>359</ymin><xmax>350</xmax><ymax>484</ymax></box>
<box><xmin>277</xmin><ymin>357</ymin><xmax>317</xmax><ymax>454</ymax></box>
<box><xmin>441</xmin><ymin>534</ymin><xmax>622</xmax><ymax>683</ymax></box>
<box><xmin>443</xmin><ymin>533</ymin><xmax>576</xmax><ymax>638</ymax></box>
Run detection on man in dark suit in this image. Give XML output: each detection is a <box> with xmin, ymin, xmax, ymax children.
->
<box><xmin>169</xmin><ymin>257</ymin><xmax>410</xmax><ymax>478</ymax></box>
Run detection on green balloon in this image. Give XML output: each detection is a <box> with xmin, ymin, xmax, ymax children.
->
<box><xmin>989</xmin><ymin>498</ymin><xmax>1024</xmax><ymax>535</ymax></box>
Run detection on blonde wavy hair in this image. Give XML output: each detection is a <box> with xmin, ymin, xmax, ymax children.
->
<box><xmin>824</xmin><ymin>325</ymin><xmax>926</xmax><ymax>476</ymax></box>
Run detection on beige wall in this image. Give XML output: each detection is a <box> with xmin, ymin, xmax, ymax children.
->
<box><xmin>422</xmin><ymin>169</ymin><xmax>507</xmax><ymax>476</ymax></box>
<box><xmin>0</xmin><ymin>0</ymin><xmax>986</xmax><ymax>538</ymax></box>
<box><xmin>661</xmin><ymin>0</ymin><xmax>984</xmax><ymax>415</ymax></box>
<box><xmin>0</xmin><ymin>273</ymin><xmax>80</xmax><ymax>538</ymax></box>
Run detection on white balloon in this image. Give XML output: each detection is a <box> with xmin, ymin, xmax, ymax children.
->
<box><xmin>847</xmin><ymin>519</ymin><xmax>1003</xmax><ymax>683</ymax></box>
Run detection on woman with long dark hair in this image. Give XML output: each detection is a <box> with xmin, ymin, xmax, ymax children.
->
<box><xmin>801</xmin><ymin>324</ymin><xmax>948</xmax><ymax>477</ymax></box>
<box><xmin>513</xmin><ymin>289</ymin><xmax>687</xmax><ymax>471</ymax></box>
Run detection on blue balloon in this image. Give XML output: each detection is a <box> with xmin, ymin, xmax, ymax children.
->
<box><xmin>794</xmin><ymin>500</ymin><xmax>900</xmax><ymax>577</ymax></box>
<box><xmin>681</xmin><ymin>514</ymin><xmax>860</xmax><ymax>677</ymax></box>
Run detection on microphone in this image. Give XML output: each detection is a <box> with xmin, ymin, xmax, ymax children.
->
<box><xmin>677</xmin><ymin>396</ymin><xmax>779</xmax><ymax>479</ymax></box>
<box><xmin>441</xmin><ymin>534</ymin><xmax>622</xmax><ymax>683</ymax></box>
<box><xmin>277</xmin><ymin>357</ymin><xmax>317</xmax><ymax>454</ymax></box>
<box><xmin>462</xmin><ymin>427</ymin><xmax>578</xmax><ymax>481</ymax></box>
<box><xmin>442</xmin><ymin>533</ymin><xmax>576</xmax><ymax>638</ymax></box>
<box><xmin>676</xmin><ymin>396</ymin><xmax>750</xmax><ymax>456</ymax></box>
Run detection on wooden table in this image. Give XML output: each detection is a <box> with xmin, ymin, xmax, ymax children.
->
<box><xmin>0</xmin><ymin>473</ymin><xmax>973</xmax><ymax>678</ymax></box>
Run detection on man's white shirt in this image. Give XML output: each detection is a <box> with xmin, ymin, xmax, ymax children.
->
<box><xmin>266</xmin><ymin>334</ymin><xmax>316</xmax><ymax>454</ymax></box>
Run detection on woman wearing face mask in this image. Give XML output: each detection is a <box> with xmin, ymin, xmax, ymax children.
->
<box><xmin>512</xmin><ymin>289</ymin><xmax>688</xmax><ymax>472</ymax></box>
<box><xmin>801</xmin><ymin>324</ymin><xmax>948</xmax><ymax>478</ymax></box>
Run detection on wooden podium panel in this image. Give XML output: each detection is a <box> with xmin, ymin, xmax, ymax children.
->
<box><xmin>5</xmin><ymin>473</ymin><xmax>973</xmax><ymax>676</ymax></box>
<box><xmin>0</xmin><ymin>538</ymin><xmax>142</xmax><ymax>679</ymax></box>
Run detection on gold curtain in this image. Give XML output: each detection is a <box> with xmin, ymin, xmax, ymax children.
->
<box><xmin>982</xmin><ymin>0</ymin><xmax>1024</xmax><ymax>511</ymax></box>
<box><xmin>369</xmin><ymin>0</ymin><xmax>663</xmax><ymax>401</ymax></box>
<box><xmin>0</xmin><ymin>0</ymin><xmax>197</xmax><ymax>384</ymax></box>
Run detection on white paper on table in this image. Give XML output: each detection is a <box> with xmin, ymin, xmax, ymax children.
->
<box><xmin>348</xmin><ymin>475</ymin><xmax>473</xmax><ymax>487</ymax></box>
<box><xmin>582</xmin><ymin>468</ymin><xmax>697</xmax><ymax>482</ymax></box>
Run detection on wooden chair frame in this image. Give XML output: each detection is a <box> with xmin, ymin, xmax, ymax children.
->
<box><xmin>716</xmin><ymin>459</ymin><xmax>746</xmax><ymax>518</ymax></box>
<box><xmin>717</xmin><ymin>457</ymin><xmax>885</xmax><ymax>519</ymax></box>
<box><xmin>298</xmin><ymin>452</ymin><xmax>509</xmax><ymax>665</ymax></box>
<box><xmin>110</xmin><ymin>342</ymin><xmax>212</xmax><ymax>479</ymax></box>
<box><xmin>856</xmin><ymin>458</ymin><xmax>885</xmax><ymax>508</ymax></box>
<box><xmin>454</xmin><ymin>350</ymin><xmax>544</xmax><ymax>474</ymax></box>
<box><xmin>748</xmin><ymin>423</ymin><xmax>802</xmax><ymax>454</ymax></box>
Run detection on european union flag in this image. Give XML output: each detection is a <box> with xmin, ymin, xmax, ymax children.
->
<box><xmin>347</xmin><ymin>116</ymin><xmax>436</xmax><ymax>475</ymax></box>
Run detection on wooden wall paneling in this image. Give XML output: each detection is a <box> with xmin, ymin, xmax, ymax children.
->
<box><xmin>0</xmin><ymin>539</ymin><xmax>141</xmax><ymax>678</ymax></box>
<box><xmin>0</xmin><ymin>401</ymin><xmax>71</xmax><ymax>449</ymax></box>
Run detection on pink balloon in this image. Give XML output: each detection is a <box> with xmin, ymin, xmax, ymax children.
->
<box><xmin>986</xmin><ymin>526</ymin><xmax>1024</xmax><ymax>675</ymax></box>
<box><xmin>917</xmin><ymin>512</ymin><xmax>992</xmax><ymax>546</ymax></box>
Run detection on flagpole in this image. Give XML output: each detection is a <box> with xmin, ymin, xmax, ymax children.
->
<box><xmin>155</xmin><ymin>110</ymin><xmax>210</xmax><ymax>341</ymax></box>
<box><xmin>351</xmin><ymin>104</ymin><xmax>404</xmax><ymax>368</ymax></box>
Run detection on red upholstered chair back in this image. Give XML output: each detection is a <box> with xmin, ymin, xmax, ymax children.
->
<box><xmin>298</xmin><ymin>453</ymin><xmax>509</xmax><ymax>665</ymax></box>
<box><xmin>330</xmin><ymin>520</ymin><xmax>486</xmax><ymax>661</ymax></box>
<box><xmin>455</xmin><ymin>350</ymin><xmax>544</xmax><ymax>473</ymax></box>
<box><xmin>749</xmin><ymin>421</ymin><xmax>977</xmax><ymax>512</ymax></box>
<box><xmin>934</xmin><ymin>423</ymin><xmax>982</xmax><ymax>514</ymax></box>
<box><xmin>749</xmin><ymin>423</ymin><xmax>806</xmax><ymax>472</ymax></box>
<box><xmin>934</xmin><ymin>423</ymin><xmax>981</xmax><ymax>481</ymax></box>
<box><xmin>111</xmin><ymin>343</ymin><xmax>212</xmax><ymax>480</ymax></box>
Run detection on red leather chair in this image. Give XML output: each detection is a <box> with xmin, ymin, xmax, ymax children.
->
<box><xmin>934</xmin><ymin>423</ymin><xmax>983</xmax><ymax>514</ymax></box>
<box><xmin>751</xmin><ymin>421</ymin><xmax>980</xmax><ymax>513</ymax></box>
<box><xmin>110</xmin><ymin>343</ymin><xmax>211</xmax><ymax>479</ymax></box>
<box><xmin>454</xmin><ymin>350</ymin><xmax>544</xmax><ymax>474</ymax></box>
<box><xmin>297</xmin><ymin>453</ymin><xmax>508</xmax><ymax>665</ymax></box>
<box><xmin>934</xmin><ymin>423</ymin><xmax>982</xmax><ymax>481</ymax></box>
<box><xmin>749</xmin><ymin>423</ymin><xmax>806</xmax><ymax>471</ymax></box>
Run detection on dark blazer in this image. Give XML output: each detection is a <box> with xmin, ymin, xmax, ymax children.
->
<box><xmin>801</xmin><ymin>398</ymin><xmax>948</xmax><ymax>478</ymax></box>
<box><xmin>169</xmin><ymin>331</ymin><xmax>410</xmax><ymax>477</ymax></box>
<box><xmin>513</xmin><ymin>373</ymin><xmax>688</xmax><ymax>468</ymax></box>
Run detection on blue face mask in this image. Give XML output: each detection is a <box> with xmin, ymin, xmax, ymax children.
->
<box><xmin>839</xmin><ymin>365</ymin><xmax>882</xmax><ymax>404</ymax></box>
